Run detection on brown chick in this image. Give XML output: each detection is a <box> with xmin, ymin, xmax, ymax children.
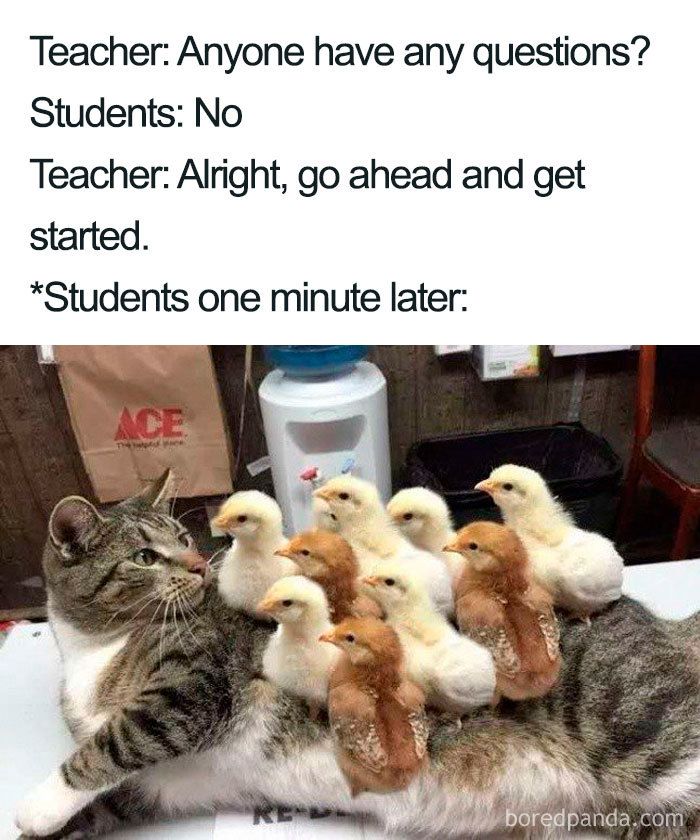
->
<box><xmin>446</xmin><ymin>522</ymin><xmax>561</xmax><ymax>701</ymax></box>
<box><xmin>276</xmin><ymin>530</ymin><xmax>382</xmax><ymax>622</ymax></box>
<box><xmin>319</xmin><ymin>616</ymin><xmax>429</xmax><ymax>796</ymax></box>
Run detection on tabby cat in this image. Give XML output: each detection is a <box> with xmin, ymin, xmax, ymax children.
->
<box><xmin>15</xmin><ymin>471</ymin><xmax>700</xmax><ymax>839</ymax></box>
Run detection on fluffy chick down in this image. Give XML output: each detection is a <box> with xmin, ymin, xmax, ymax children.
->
<box><xmin>277</xmin><ymin>529</ymin><xmax>382</xmax><ymax>621</ymax></box>
<box><xmin>321</xmin><ymin>616</ymin><xmax>429</xmax><ymax>796</ymax></box>
<box><xmin>364</xmin><ymin>563</ymin><xmax>496</xmax><ymax>714</ymax></box>
<box><xmin>447</xmin><ymin>521</ymin><xmax>561</xmax><ymax>701</ymax></box>
<box><xmin>476</xmin><ymin>464</ymin><xmax>623</xmax><ymax>618</ymax></box>
<box><xmin>258</xmin><ymin>576</ymin><xmax>340</xmax><ymax>711</ymax></box>
<box><xmin>388</xmin><ymin>486</ymin><xmax>465</xmax><ymax>585</ymax></box>
<box><xmin>314</xmin><ymin>475</ymin><xmax>454</xmax><ymax>617</ymax></box>
<box><xmin>213</xmin><ymin>491</ymin><xmax>298</xmax><ymax>615</ymax></box>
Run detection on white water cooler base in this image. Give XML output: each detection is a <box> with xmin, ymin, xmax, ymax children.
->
<box><xmin>259</xmin><ymin>361</ymin><xmax>391</xmax><ymax>532</ymax></box>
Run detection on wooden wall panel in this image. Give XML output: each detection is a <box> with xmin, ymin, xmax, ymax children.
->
<box><xmin>210</xmin><ymin>345</ymin><xmax>269</xmax><ymax>489</ymax></box>
<box><xmin>370</xmin><ymin>346</ymin><xmax>418</xmax><ymax>474</ymax></box>
<box><xmin>0</xmin><ymin>346</ymin><xmax>92</xmax><ymax>617</ymax></box>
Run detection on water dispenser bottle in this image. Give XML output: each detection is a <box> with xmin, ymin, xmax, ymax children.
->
<box><xmin>259</xmin><ymin>346</ymin><xmax>391</xmax><ymax>531</ymax></box>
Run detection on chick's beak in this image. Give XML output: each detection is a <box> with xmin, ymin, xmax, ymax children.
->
<box><xmin>274</xmin><ymin>547</ymin><xmax>293</xmax><ymax>559</ymax></box>
<box><xmin>475</xmin><ymin>479</ymin><xmax>496</xmax><ymax>496</ymax></box>
<box><xmin>211</xmin><ymin>513</ymin><xmax>231</xmax><ymax>530</ymax></box>
<box><xmin>256</xmin><ymin>597</ymin><xmax>278</xmax><ymax>615</ymax></box>
<box><xmin>443</xmin><ymin>542</ymin><xmax>461</xmax><ymax>554</ymax></box>
<box><xmin>362</xmin><ymin>575</ymin><xmax>381</xmax><ymax>588</ymax></box>
<box><xmin>318</xmin><ymin>631</ymin><xmax>336</xmax><ymax>645</ymax></box>
<box><xmin>313</xmin><ymin>488</ymin><xmax>333</xmax><ymax>502</ymax></box>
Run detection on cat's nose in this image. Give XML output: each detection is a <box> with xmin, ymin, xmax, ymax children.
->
<box><xmin>183</xmin><ymin>551</ymin><xmax>208</xmax><ymax>577</ymax></box>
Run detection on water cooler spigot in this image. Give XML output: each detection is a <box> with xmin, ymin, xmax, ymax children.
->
<box><xmin>300</xmin><ymin>466</ymin><xmax>324</xmax><ymax>489</ymax></box>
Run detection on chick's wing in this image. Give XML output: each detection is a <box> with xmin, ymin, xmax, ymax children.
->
<box><xmin>456</xmin><ymin>591</ymin><xmax>520</xmax><ymax>677</ymax></box>
<box><xmin>396</xmin><ymin>679</ymin><xmax>429</xmax><ymax>760</ymax></box>
<box><xmin>522</xmin><ymin>582</ymin><xmax>560</xmax><ymax>661</ymax></box>
<box><xmin>329</xmin><ymin>683</ymin><xmax>387</xmax><ymax>774</ymax></box>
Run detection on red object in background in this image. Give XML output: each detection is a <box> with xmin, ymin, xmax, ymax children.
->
<box><xmin>617</xmin><ymin>346</ymin><xmax>700</xmax><ymax>560</ymax></box>
<box><xmin>0</xmin><ymin>620</ymin><xmax>29</xmax><ymax>633</ymax></box>
<box><xmin>300</xmin><ymin>467</ymin><xmax>319</xmax><ymax>481</ymax></box>
<box><xmin>115</xmin><ymin>407</ymin><xmax>185</xmax><ymax>441</ymax></box>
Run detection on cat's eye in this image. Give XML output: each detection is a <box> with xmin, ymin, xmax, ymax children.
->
<box><xmin>385</xmin><ymin>578</ymin><xmax>395</xmax><ymax>586</ymax></box>
<box><xmin>469</xmin><ymin>542</ymin><xmax>478</xmax><ymax>551</ymax></box>
<box><xmin>134</xmin><ymin>548</ymin><xmax>159</xmax><ymax>566</ymax></box>
<box><xmin>301</xmin><ymin>549</ymin><xmax>310</xmax><ymax>556</ymax></box>
<box><xmin>403</xmin><ymin>513</ymin><xmax>414</xmax><ymax>521</ymax></box>
<box><xmin>345</xmin><ymin>633</ymin><xmax>355</xmax><ymax>643</ymax></box>
<box><xmin>282</xmin><ymin>599</ymin><xmax>293</xmax><ymax>607</ymax></box>
<box><xmin>178</xmin><ymin>532</ymin><xmax>192</xmax><ymax>547</ymax></box>
<box><xmin>502</xmin><ymin>483</ymin><xmax>514</xmax><ymax>491</ymax></box>
<box><xmin>338</xmin><ymin>492</ymin><xmax>350</xmax><ymax>501</ymax></box>
<box><xmin>237</xmin><ymin>515</ymin><xmax>248</xmax><ymax>523</ymax></box>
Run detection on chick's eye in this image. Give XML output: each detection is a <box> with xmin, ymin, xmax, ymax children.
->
<box><xmin>468</xmin><ymin>542</ymin><xmax>478</xmax><ymax>551</ymax></box>
<box><xmin>338</xmin><ymin>492</ymin><xmax>350</xmax><ymax>501</ymax></box>
<box><xmin>134</xmin><ymin>548</ymin><xmax>158</xmax><ymax>566</ymax></box>
<box><xmin>301</xmin><ymin>549</ymin><xmax>310</xmax><ymax>557</ymax></box>
<box><xmin>385</xmin><ymin>578</ymin><xmax>395</xmax><ymax>586</ymax></box>
<box><xmin>282</xmin><ymin>599</ymin><xmax>293</xmax><ymax>607</ymax></box>
<box><xmin>403</xmin><ymin>513</ymin><xmax>414</xmax><ymax>521</ymax></box>
<box><xmin>502</xmin><ymin>483</ymin><xmax>514</xmax><ymax>492</ymax></box>
<box><xmin>237</xmin><ymin>515</ymin><xmax>248</xmax><ymax>523</ymax></box>
<box><xmin>345</xmin><ymin>633</ymin><xmax>355</xmax><ymax>643</ymax></box>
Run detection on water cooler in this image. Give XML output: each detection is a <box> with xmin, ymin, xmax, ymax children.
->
<box><xmin>259</xmin><ymin>347</ymin><xmax>391</xmax><ymax>532</ymax></box>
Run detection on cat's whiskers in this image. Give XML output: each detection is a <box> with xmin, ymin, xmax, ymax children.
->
<box><xmin>122</xmin><ymin>592</ymin><xmax>163</xmax><ymax>628</ymax></box>
<box><xmin>178</xmin><ymin>586</ymin><xmax>204</xmax><ymax>625</ymax></box>
<box><xmin>177</xmin><ymin>505</ymin><xmax>206</xmax><ymax>524</ymax></box>
<box><xmin>132</xmin><ymin>593</ymin><xmax>168</xmax><ymax>651</ymax></box>
<box><xmin>158</xmin><ymin>600</ymin><xmax>171</xmax><ymax>667</ymax></box>
<box><xmin>175</xmin><ymin>592</ymin><xmax>203</xmax><ymax>650</ymax></box>
<box><xmin>207</xmin><ymin>545</ymin><xmax>228</xmax><ymax>571</ymax></box>
<box><xmin>169</xmin><ymin>477</ymin><xmax>183</xmax><ymax>519</ymax></box>
<box><xmin>181</xmin><ymin>594</ymin><xmax>202</xmax><ymax>626</ymax></box>
<box><xmin>170</xmin><ymin>601</ymin><xmax>190</xmax><ymax>658</ymax></box>
<box><xmin>104</xmin><ymin>590</ymin><xmax>161</xmax><ymax>628</ymax></box>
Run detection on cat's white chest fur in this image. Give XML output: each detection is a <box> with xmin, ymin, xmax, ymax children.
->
<box><xmin>50</xmin><ymin>609</ymin><xmax>130</xmax><ymax>738</ymax></box>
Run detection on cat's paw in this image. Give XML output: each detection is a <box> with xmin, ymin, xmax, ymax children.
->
<box><xmin>15</xmin><ymin>771</ymin><xmax>94</xmax><ymax>837</ymax></box>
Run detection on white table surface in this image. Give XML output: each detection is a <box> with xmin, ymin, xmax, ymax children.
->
<box><xmin>1</xmin><ymin>560</ymin><xmax>699</xmax><ymax>840</ymax></box>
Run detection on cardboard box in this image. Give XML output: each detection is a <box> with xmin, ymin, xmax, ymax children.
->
<box><xmin>472</xmin><ymin>346</ymin><xmax>540</xmax><ymax>381</ymax></box>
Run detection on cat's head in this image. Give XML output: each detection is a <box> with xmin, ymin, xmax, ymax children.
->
<box><xmin>44</xmin><ymin>470</ymin><xmax>209</xmax><ymax>634</ymax></box>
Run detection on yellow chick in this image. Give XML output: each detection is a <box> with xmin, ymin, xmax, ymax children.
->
<box><xmin>257</xmin><ymin>576</ymin><xmax>340</xmax><ymax>715</ymax></box>
<box><xmin>320</xmin><ymin>617</ymin><xmax>429</xmax><ymax>796</ymax></box>
<box><xmin>312</xmin><ymin>495</ymin><xmax>340</xmax><ymax>531</ymax></box>
<box><xmin>387</xmin><ymin>487</ymin><xmax>465</xmax><ymax>585</ymax></box>
<box><xmin>363</xmin><ymin>564</ymin><xmax>496</xmax><ymax>714</ymax></box>
<box><xmin>314</xmin><ymin>476</ymin><xmax>453</xmax><ymax>617</ymax></box>
<box><xmin>476</xmin><ymin>465</ymin><xmax>624</xmax><ymax>619</ymax></box>
<box><xmin>212</xmin><ymin>491</ymin><xmax>297</xmax><ymax>615</ymax></box>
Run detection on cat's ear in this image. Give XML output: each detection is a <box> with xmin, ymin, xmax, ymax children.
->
<box><xmin>49</xmin><ymin>496</ymin><xmax>104</xmax><ymax>557</ymax></box>
<box><xmin>133</xmin><ymin>468</ymin><xmax>176</xmax><ymax>513</ymax></box>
